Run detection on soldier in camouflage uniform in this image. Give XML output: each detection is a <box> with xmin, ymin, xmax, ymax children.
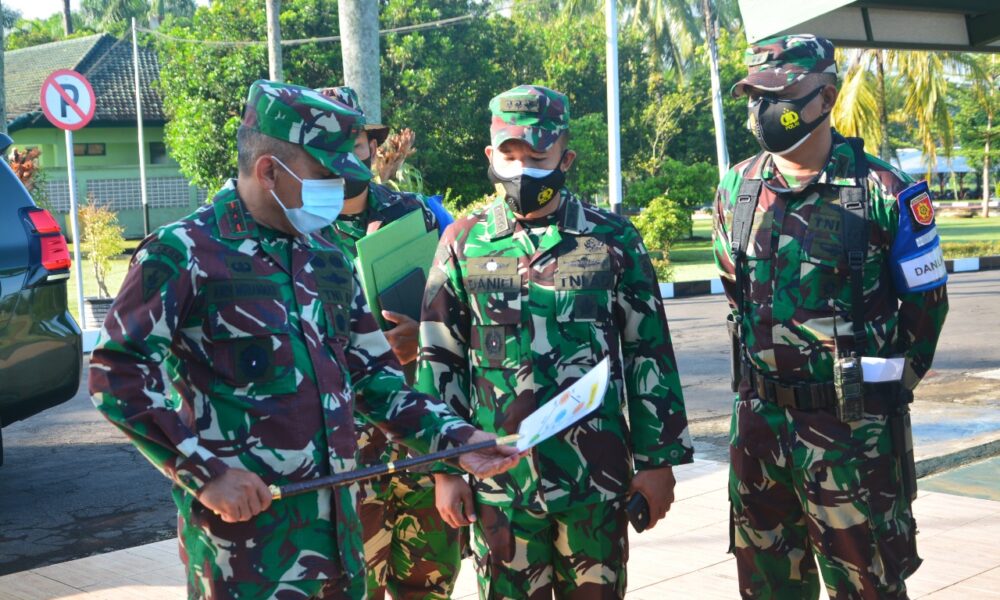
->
<box><xmin>715</xmin><ymin>35</ymin><xmax>949</xmax><ymax>599</ymax></box>
<box><xmin>89</xmin><ymin>80</ymin><xmax>521</xmax><ymax>600</ymax></box>
<box><xmin>417</xmin><ymin>85</ymin><xmax>694</xmax><ymax>599</ymax></box>
<box><xmin>316</xmin><ymin>85</ymin><xmax>461</xmax><ymax>600</ymax></box>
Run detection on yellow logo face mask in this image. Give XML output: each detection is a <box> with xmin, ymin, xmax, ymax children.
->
<box><xmin>747</xmin><ymin>86</ymin><xmax>828</xmax><ymax>154</ymax></box>
<box><xmin>537</xmin><ymin>187</ymin><xmax>555</xmax><ymax>206</ymax></box>
<box><xmin>780</xmin><ymin>108</ymin><xmax>800</xmax><ymax>130</ymax></box>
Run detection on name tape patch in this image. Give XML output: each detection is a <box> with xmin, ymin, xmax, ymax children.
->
<box><xmin>900</xmin><ymin>245</ymin><xmax>946</xmax><ymax>290</ymax></box>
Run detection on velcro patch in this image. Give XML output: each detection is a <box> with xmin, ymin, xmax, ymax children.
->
<box><xmin>225</xmin><ymin>255</ymin><xmax>255</xmax><ymax>275</ymax></box>
<box><xmin>141</xmin><ymin>260</ymin><xmax>175</xmax><ymax>302</ymax></box>
<box><xmin>910</xmin><ymin>192</ymin><xmax>934</xmax><ymax>226</ymax></box>
<box><xmin>500</xmin><ymin>96</ymin><xmax>540</xmax><ymax>113</ymax></box>
<box><xmin>466</xmin><ymin>257</ymin><xmax>519</xmax><ymax>294</ymax></box>
<box><xmin>205</xmin><ymin>280</ymin><xmax>280</xmax><ymax>303</ymax></box>
<box><xmin>144</xmin><ymin>242</ymin><xmax>185</xmax><ymax>265</ymax></box>
<box><xmin>482</xmin><ymin>326</ymin><xmax>506</xmax><ymax>362</ymax></box>
<box><xmin>898</xmin><ymin>181</ymin><xmax>935</xmax><ymax>229</ymax></box>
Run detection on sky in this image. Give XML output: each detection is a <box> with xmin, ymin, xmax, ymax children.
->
<box><xmin>6</xmin><ymin>0</ymin><xmax>210</xmax><ymax>22</ymax></box>
<box><xmin>7</xmin><ymin>0</ymin><xmax>82</xmax><ymax>22</ymax></box>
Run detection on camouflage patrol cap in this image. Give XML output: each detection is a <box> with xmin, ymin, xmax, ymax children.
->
<box><xmin>730</xmin><ymin>34</ymin><xmax>837</xmax><ymax>98</ymax></box>
<box><xmin>242</xmin><ymin>80</ymin><xmax>371</xmax><ymax>181</ymax></box>
<box><xmin>316</xmin><ymin>85</ymin><xmax>390</xmax><ymax>147</ymax></box>
<box><xmin>489</xmin><ymin>85</ymin><xmax>570</xmax><ymax>152</ymax></box>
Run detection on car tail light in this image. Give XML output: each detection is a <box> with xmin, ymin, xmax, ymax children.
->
<box><xmin>27</xmin><ymin>209</ymin><xmax>62</xmax><ymax>234</ymax></box>
<box><xmin>26</xmin><ymin>208</ymin><xmax>72</xmax><ymax>271</ymax></box>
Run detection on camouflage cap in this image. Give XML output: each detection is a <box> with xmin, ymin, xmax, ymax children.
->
<box><xmin>316</xmin><ymin>85</ymin><xmax>390</xmax><ymax>146</ymax></box>
<box><xmin>730</xmin><ymin>34</ymin><xmax>837</xmax><ymax>98</ymax></box>
<box><xmin>242</xmin><ymin>80</ymin><xmax>371</xmax><ymax>181</ymax></box>
<box><xmin>489</xmin><ymin>85</ymin><xmax>569</xmax><ymax>152</ymax></box>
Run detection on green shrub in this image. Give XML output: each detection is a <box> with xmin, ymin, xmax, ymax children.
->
<box><xmin>633</xmin><ymin>195</ymin><xmax>690</xmax><ymax>253</ymax></box>
<box><xmin>650</xmin><ymin>257</ymin><xmax>674</xmax><ymax>282</ymax></box>
<box><xmin>79</xmin><ymin>198</ymin><xmax>127</xmax><ymax>298</ymax></box>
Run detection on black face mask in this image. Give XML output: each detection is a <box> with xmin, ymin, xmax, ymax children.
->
<box><xmin>488</xmin><ymin>152</ymin><xmax>567</xmax><ymax>215</ymax></box>
<box><xmin>748</xmin><ymin>86</ymin><xmax>829</xmax><ymax>154</ymax></box>
<box><xmin>344</xmin><ymin>155</ymin><xmax>372</xmax><ymax>198</ymax></box>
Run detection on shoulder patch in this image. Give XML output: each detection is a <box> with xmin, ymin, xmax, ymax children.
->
<box><xmin>144</xmin><ymin>242</ymin><xmax>186</xmax><ymax>265</ymax></box>
<box><xmin>142</xmin><ymin>261</ymin><xmax>175</xmax><ymax>302</ymax></box>
<box><xmin>899</xmin><ymin>181</ymin><xmax>935</xmax><ymax>228</ymax></box>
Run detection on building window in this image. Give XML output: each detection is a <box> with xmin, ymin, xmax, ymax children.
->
<box><xmin>149</xmin><ymin>142</ymin><xmax>170</xmax><ymax>165</ymax></box>
<box><xmin>73</xmin><ymin>143</ymin><xmax>105</xmax><ymax>156</ymax></box>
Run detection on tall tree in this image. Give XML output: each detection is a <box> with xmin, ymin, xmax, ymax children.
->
<box><xmin>834</xmin><ymin>49</ymin><xmax>957</xmax><ymax>175</ymax></box>
<box><xmin>954</xmin><ymin>54</ymin><xmax>1000</xmax><ymax>216</ymax></box>
<box><xmin>81</xmin><ymin>0</ymin><xmax>195</xmax><ymax>33</ymax></box>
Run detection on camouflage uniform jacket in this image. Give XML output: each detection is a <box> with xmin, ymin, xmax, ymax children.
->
<box><xmin>89</xmin><ymin>180</ymin><xmax>475</xmax><ymax>584</ymax></box>
<box><xmin>327</xmin><ymin>182</ymin><xmax>439</xmax><ymax>471</ymax></box>
<box><xmin>713</xmin><ymin>135</ymin><xmax>949</xmax><ymax>388</ymax></box>
<box><xmin>417</xmin><ymin>190</ymin><xmax>693</xmax><ymax>513</ymax></box>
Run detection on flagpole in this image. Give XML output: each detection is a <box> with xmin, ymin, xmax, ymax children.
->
<box><xmin>605</xmin><ymin>0</ymin><xmax>623</xmax><ymax>215</ymax></box>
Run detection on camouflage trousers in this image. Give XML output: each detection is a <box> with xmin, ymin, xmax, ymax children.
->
<box><xmin>472</xmin><ymin>498</ymin><xmax>627</xmax><ymax>600</ymax></box>
<box><xmin>187</xmin><ymin>574</ymin><xmax>366</xmax><ymax>600</ymax></box>
<box><xmin>729</xmin><ymin>395</ymin><xmax>921</xmax><ymax>600</ymax></box>
<box><xmin>359</xmin><ymin>472</ymin><xmax>461</xmax><ymax>600</ymax></box>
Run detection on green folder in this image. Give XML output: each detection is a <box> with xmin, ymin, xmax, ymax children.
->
<box><xmin>354</xmin><ymin>209</ymin><xmax>439</xmax><ymax>329</ymax></box>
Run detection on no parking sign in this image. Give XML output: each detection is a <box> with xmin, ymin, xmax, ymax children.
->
<box><xmin>39</xmin><ymin>70</ymin><xmax>96</xmax><ymax>131</ymax></box>
<box><xmin>39</xmin><ymin>69</ymin><xmax>95</xmax><ymax>327</ymax></box>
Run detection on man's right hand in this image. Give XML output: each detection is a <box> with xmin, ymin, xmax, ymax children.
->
<box><xmin>197</xmin><ymin>468</ymin><xmax>273</xmax><ymax>523</ymax></box>
<box><xmin>434</xmin><ymin>473</ymin><xmax>476</xmax><ymax>528</ymax></box>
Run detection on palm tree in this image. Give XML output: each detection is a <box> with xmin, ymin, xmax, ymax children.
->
<box><xmin>81</xmin><ymin>0</ymin><xmax>194</xmax><ymax>31</ymax></box>
<box><xmin>563</xmin><ymin>0</ymin><xmax>710</xmax><ymax>80</ymax></box>
<box><xmin>834</xmin><ymin>49</ymin><xmax>957</xmax><ymax>177</ymax></box>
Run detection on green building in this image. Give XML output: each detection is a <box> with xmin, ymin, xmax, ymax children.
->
<box><xmin>5</xmin><ymin>34</ymin><xmax>206</xmax><ymax>239</ymax></box>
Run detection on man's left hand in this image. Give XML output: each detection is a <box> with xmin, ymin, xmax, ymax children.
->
<box><xmin>382</xmin><ymin>310</ymin><xmax>419</xmax><ymax>364</ymax></box>
<box><xmin>628</xmin><ymin>466</ymin><xmax>677</xmax><ymax>530</ymax></box>
<box><xmin>458</xmin><ymin>430</ymin><xmax>526</xmax><ymax>479</ymax></box>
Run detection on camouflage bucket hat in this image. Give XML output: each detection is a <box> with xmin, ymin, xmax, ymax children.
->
<box><xmin>489</xmin><ymin>85</ymin><xmax>570</xmax><ymax>152</ymax></box>
<box><xmin>316</xmin><ymin>85</ymin><xmax>390</xmax><ymax>147</ymax></box>
<box><xmin>242</xmin><ymin>80</ymin><xmax>371</xmax><ymax>181</ymax></box>
<box><xmin>730</xmin><ymin>34</ymin><xmax>837</xmax><ymax>98</ymax></box>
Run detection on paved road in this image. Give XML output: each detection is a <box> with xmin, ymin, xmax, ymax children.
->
<box><xmin>1</xmin><ymin>270</ymin><xmax>997</xmax><ymax>574</ymax></box>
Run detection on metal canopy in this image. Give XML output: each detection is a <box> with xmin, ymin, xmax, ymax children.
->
<box><xmin>738</xmin><ymin>0</ymin><xmax>1000</xmax><ymax>53</ymax></box>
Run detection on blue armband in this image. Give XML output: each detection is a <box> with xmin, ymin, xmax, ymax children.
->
<box><xmin>890</xmin><ymin>181</ymin><xmax>947</xmax><ymax>293</ymax></box>
<box><xmin>426</xmin><ymin>195</ymin><xmax>454</xmax><ymax>237</ymax></box>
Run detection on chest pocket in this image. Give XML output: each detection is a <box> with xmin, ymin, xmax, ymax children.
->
<box><xmin>799</xmin><ymin>200</ymin><xmax>883</xmax><ymax>311</ymax></box>
<box><xmin>552</xmin><ymin>241</ymin><xmax>616</xmax><ymax>371</ymax></box>
<box><xmin>465</xmin><ymin>256</ymin><xmax>522</xmax><ymax>370</ymax></box>
<box><xmin>729</xmin><ymin>204</ymin><xmax>775</xmax><ymax>306</ymax></box>
<box><xmin>554</xmin><ymin>243</ymin><xmax>613</xmax><ymax>322</ymax></box>
<box><xmin>204</xmin><ymin>280</ymin><xmax>297</xmax><ymax>397</ymax></box>
<box><xmin>312</xmin><ymin>251</ymin><xmax>354</xmax><ymax>340</ymax></box>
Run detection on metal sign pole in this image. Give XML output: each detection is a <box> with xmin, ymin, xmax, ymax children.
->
<box><xmin>132</xmin><ymin>18</ymin><xmax>150</xmax><ymax>236</ymax></box>
<box><xmin>65</xmin><ymin>129</ymin><xmax>86</xmax><ymax>329</ymax></box>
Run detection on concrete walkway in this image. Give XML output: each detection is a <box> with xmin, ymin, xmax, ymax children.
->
<box><xmin>1</xmin><ymin>459</ymin><xmax>998</xmax><ymax>599</ymax></box>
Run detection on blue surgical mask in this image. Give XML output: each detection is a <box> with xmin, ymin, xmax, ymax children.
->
<box><xmin>270</xmin><ymin>155</ymin><xmax>345</xmax><ymax>236</ymax></box>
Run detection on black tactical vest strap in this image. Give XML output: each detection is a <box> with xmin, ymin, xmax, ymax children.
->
<box><xmin>841</xmin><ymin>137</ymin><xmax>870</xmax><ymax>352</ymax></box>
<box><xmin>730</xmin><ymin>153</ymin><xmax>765</xmax><ymax>318</ymax></box>
<box><xmin>732</xmin><ymin>139</ymin><xmax>870</xmax><ymax>354</ymax></box>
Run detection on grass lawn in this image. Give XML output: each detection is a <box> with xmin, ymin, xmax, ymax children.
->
<box><xmin>62</xmin><ymin>216</ymin><xmax>1000</xmax><ymax>323</ymax></box>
